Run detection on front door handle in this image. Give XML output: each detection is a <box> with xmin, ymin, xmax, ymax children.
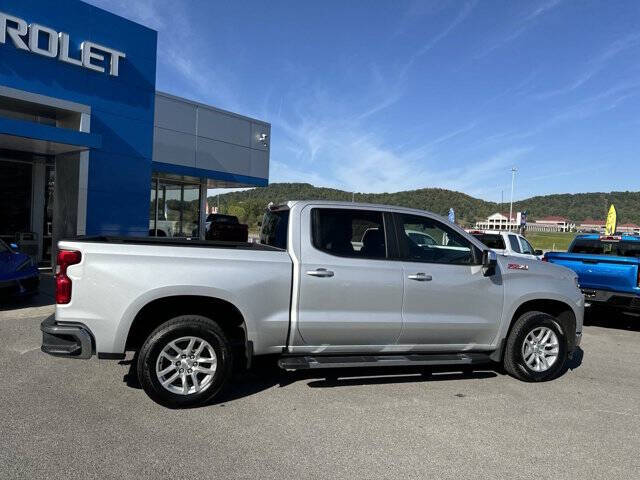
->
<box><xmin>408</xmin><ymin>272</ymin><xmax>432</xmax><ymax>281</ymax></box>
<box><xmin>306</xmin><ymin>268</ymin><xmax>334</xmax><ymax>278</ymax></box>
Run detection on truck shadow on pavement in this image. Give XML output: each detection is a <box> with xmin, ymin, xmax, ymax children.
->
<box><xmin>121</xmin><ymin>350</ymin><xmax>583</xmax><ymax>407</ymax></box>
<box><xmin>584</xmin><ymin>307</ymin><xmax>640</xmax><ymax>332</ymax></box>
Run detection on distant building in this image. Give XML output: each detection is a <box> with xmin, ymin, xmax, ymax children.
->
<box><xmin>618</xmin><ymin>223</ymin><xmax>640</xmax><ymax>235</ymax></box>
<box><xmin>528</xmin><ymin>216</ymin><xmax>575</xmax><ymax>233</ymax></box>
<box><xmin>578</xmin><ymin>219</ymin><xmax>605</xmax><ymax>233</ymax></box>
<box><xmin>577</xmin><ymin>219</ymin><xmax>640</xmax><ymax>235</ymax></box>
<box><xmin>475</xmin><ymin>212</ymin><xmax>522</xmax><ymax>231</ymax></box>
<box><xmin>476</xmin><ymin>212</ymin><xmax>575</xmax><ymax>232</ymax></box>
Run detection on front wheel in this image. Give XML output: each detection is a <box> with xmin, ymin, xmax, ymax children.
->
<box><xmin>503</xmin><ymin>311</ymin><xmax>568</xmax><ymax>382</ymax></box>
<box><xmin>137</xmin><ymin>315</ymin><xmax>232</xmax><ymax>408</ymax></box>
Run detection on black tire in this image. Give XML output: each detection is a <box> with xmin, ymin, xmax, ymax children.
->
<box><xmin>137</xmin><ymin>315</ymin><xmax>233</xmax><ymax>408</ymax></box>
<box><xmin>503</xmin><ymin>311</ymin><xmax>568</xmax><ymax>382</ymax></box>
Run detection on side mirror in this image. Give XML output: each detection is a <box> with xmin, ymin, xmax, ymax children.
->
<box><xmin>10</xmin><ymin>243</ymin><xmax>19</xmax><ymax>250</ymax></box>
<box><xmin>534</xmin><ymin>249</ymin><xmax>543</xmax><ymax>256</ymax></box>
<box><xmin>482</xmin><ymin>249</ymin><xmax>497</xmax><ymax>276</ymax></box>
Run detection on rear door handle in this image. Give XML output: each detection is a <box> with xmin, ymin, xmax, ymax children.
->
<box><xmin>306</xmin><ymin>268</ymin><xmax>334</xmax><ymax>278</ymax></box>
<box><xmin>408</xmin><ymin>272</ymin><xmax>432</xmax><ymax>281</ymax></box>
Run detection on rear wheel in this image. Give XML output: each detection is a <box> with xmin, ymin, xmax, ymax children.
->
<box><xmin>137</xmin><ymin>315</ymin><xmax>232</xmax><ymax>408</ymax></box>
<box><xmin>503</xmin><ymin>311</ymin><xmax>568</xmax><ymax>382</ymax></box>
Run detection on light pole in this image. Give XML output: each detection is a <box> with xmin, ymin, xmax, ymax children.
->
<box><xmin>509</xmin><ymin>167</ymin><xmax>517</xmax><ymax>231</ymax></box>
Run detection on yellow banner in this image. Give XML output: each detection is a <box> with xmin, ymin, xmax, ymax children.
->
<box><xmin>605</xmin><ymin>204</ymin><xmax>617</xmax><ymax>235</ymax></box>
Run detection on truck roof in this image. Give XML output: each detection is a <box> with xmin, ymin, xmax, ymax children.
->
<box><xmin>277</xmin><ymin>200</ymin><xmax>452</xmax><ymax>219</ymax></box>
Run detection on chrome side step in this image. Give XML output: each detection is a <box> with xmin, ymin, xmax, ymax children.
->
<box><xmin>278</xmin><ymin>353</ymin><xmax>491</xmax><ymax>371</ymax></box>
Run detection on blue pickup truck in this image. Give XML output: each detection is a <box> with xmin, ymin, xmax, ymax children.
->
<box><xmin>544</xmin><ymin>234</ymin><xmax>640</xmax><ymax>312</ymax></box>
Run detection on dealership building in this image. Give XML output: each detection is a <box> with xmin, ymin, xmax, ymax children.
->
<box><xmin>0</xmin><ymin>0</ymin><xmax>270</xmax><ymax>264</ymax></box>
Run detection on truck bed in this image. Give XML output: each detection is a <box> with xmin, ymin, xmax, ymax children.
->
<box><xmin>70</xmin><ymin>236</ymin><xmax>281</xmax><ymax>251</ymax></box>
<box><xmin>545</xmin><ymin>251</ymin><xmax>639</xmax><ymax>294</ymax></box>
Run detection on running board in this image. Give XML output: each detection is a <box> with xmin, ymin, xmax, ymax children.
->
<box><xmin>278</xmin><ymin>353</ymin><xmax>491</xmax><ymax>371</ymax></box>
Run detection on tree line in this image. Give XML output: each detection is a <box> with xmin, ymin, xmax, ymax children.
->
<box><xmin>207</xmin><ymin>183</ymin><xmax>640</xmax><ymax>231</ymax></box>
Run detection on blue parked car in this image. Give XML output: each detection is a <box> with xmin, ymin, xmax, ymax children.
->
<box><xmin>0</xmin><ymin>239</ymin><xmax>40</xmax><ymax>300</ymax></box>
<box><xmin>544</xmin><ymin>234</ymin><xmax>640</xmax><ymax>313</ymax></box>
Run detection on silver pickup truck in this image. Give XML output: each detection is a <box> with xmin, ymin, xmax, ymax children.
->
<box><xmin>42</xmin><ymin>201</ymin><xmax>584</xmax><ymax>408</ymax></box>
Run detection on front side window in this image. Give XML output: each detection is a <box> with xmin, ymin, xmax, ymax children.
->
<box><xmin>397</xmin><ymin>214</ymin><xmax>474</xmax><ymax>265</ymax></box>
<box><xmin>312</xmin><ymin>208</ymin><xmax>386</xmax><ymax>259</ymax></box>
<box><xmin>508</xmin><ymin>235</ymin><xmax>522</xmax><ymax>253</ymax></box>
<box><xmin>520</xmin><ymin>237</ymin><xmax>535</xmax><ymax>255</ymax></box>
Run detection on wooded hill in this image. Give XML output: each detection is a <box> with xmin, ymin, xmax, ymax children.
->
<box><xmin>207</xmin><ymin>183</ymin><xmax>640</xmax><ymax>230</ymax></box>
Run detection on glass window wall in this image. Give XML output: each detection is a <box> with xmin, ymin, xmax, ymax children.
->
<box><xmin>149</xmin><ymin>176</ymin><xmax>201</xmax><ymax>238</ymax></box>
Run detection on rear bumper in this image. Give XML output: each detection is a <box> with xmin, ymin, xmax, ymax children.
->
<box><xmin>40</xmin><ymin>314</ymin><xmax>93</xmax><ymax>359</ymax></box>
<box><xmin>581</xmin><ymin>288</ymin><xmax>640</xmax><ymax>311</ymax></box>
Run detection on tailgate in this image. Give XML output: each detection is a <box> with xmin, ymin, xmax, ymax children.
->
<box><xmin>547</xmin><ymin>253</ymin><xmax>639</xmax><ymax>292</ymax></box>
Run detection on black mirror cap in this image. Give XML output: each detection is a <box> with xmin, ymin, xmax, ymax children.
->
<box><xmin>482</xmin><ymin>249</ymin><xmax>497</xmax><ymax>276</ymax></box>
<box><xmin>534</xmin><ymin>249</ymin><xmax>543</xmax><ymax>256</ymax></box>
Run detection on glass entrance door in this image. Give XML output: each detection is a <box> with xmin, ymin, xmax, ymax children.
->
<box><xmin>0</xmin><ymin>159</ymin><xmax>32</xmax><ymax>245</ymax></box>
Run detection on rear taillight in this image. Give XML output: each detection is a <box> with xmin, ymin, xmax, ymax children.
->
<box><xmin>637</xmin><ymin>268</ymin><xmax>640</xmax><ymax>288</ymax></box>
<box><xmin>55</xmin><ymin>250</ymin><xmax>81</xmax><ymax>304</ymax></box>
<box><xmin>542</xmin><ymin>256</ymin><xmax>548</xmax><ymax>262</ymax></box>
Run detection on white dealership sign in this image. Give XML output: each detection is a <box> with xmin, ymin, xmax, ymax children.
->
<box><xmin>0</xmin><ymin>11</ymin><xmax>125</xmax><ymax>76</ymax></box>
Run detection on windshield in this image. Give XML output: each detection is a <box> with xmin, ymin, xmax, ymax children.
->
<box><xmin>570</xmin><ymin>238</ymin><xmax>640</xmax><ymax>257</ymax></box>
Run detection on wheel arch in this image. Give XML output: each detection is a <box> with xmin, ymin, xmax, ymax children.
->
<box><xmin>125</xmin><ymin>295</ymin><xmax>251</xmax><ymax>369</ymax></box>
<box><xmin>492</xmin><ymin>298</ymin><xmax>577</xmax><ymax>362</ymax></box>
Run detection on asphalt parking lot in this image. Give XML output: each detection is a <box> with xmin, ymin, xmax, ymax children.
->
<box><xmin>1</xmin><ymin>277</ymin><xmax>639</xmax><ymax>480</ymax></box>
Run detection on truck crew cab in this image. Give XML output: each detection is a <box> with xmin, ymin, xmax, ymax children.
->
<box><xmin>42</xmin><ymin>201</ymin><xmax>584</xmax><ymax>408</ymax></box>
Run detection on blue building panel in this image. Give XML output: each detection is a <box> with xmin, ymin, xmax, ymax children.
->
<box><xmin>0</xmin><ymin>0</ymin><xmax>158</xmax><ymax>236</ymax></box>
<box><xmin>0</xmin><ymin>117</ymin><xmax>101</xmax><ymax>149</ymax></box>
<box><xmin>1</xmin><ymin>0</ymin><xmax>270</xmax><ymax>242</ymax></box>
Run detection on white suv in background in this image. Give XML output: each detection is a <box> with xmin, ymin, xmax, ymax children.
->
<box><xmin>469</xmin><ymin>230</ymin><xmax>543</xmax><ymax>260</ymax></box>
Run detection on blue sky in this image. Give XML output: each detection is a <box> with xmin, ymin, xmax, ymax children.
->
<box><xmin>86</xmin><ymin>0</ymin><xmax>640</xmax><ymax>201</ymax></box>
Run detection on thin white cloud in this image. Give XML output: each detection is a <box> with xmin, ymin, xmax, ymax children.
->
<box><xmin>270</xmin><ymin>81</ymin><xmax>531</xmax><ymax>194</ymax></box>
<box><xmin>522</xmin><ymin>0</ymin><xmax>564</xmax><ymax>22</ymax></box>
<box><xmin>476</xmin><ymin>0</ymin><xmax>565</xmax><ymax>58</ymax></box>
<box><xmin>396</xmin><ymin>0</ymin><xmax>477</xmax><ymax>77</ymax></box>
<box><xmin>485</xmin><ymin>81</ymin><xmax>640</xmax><ymax>145</ymax></box>
<box><xmin>534</xmin><ymin>33</ymin><xmax>640</xmax><ymax>99</ymax></box>
<box><xmin>415</xmin><ymin>0</ymin><xmax>477</xmax><ymax>57</ymax></box>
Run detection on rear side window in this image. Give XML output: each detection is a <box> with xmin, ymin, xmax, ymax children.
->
<box><xmin>508</xmin><ymin>235</ymin><xmax>522</xmax><ymax>253</ymax></box>
<box><xmin>312</xmin><ymin>208</ymin><xmax>386</xmax><ymax>259</ymax></box>
<box><xmin>260</xmin><ymin>209</ymin><xmax>289</xmax><ymax>249</ymax></box>
<box><xmin>473</xmin><ymin>234</ymin><xmax>506</xmax><ymax>249</ymax></box>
